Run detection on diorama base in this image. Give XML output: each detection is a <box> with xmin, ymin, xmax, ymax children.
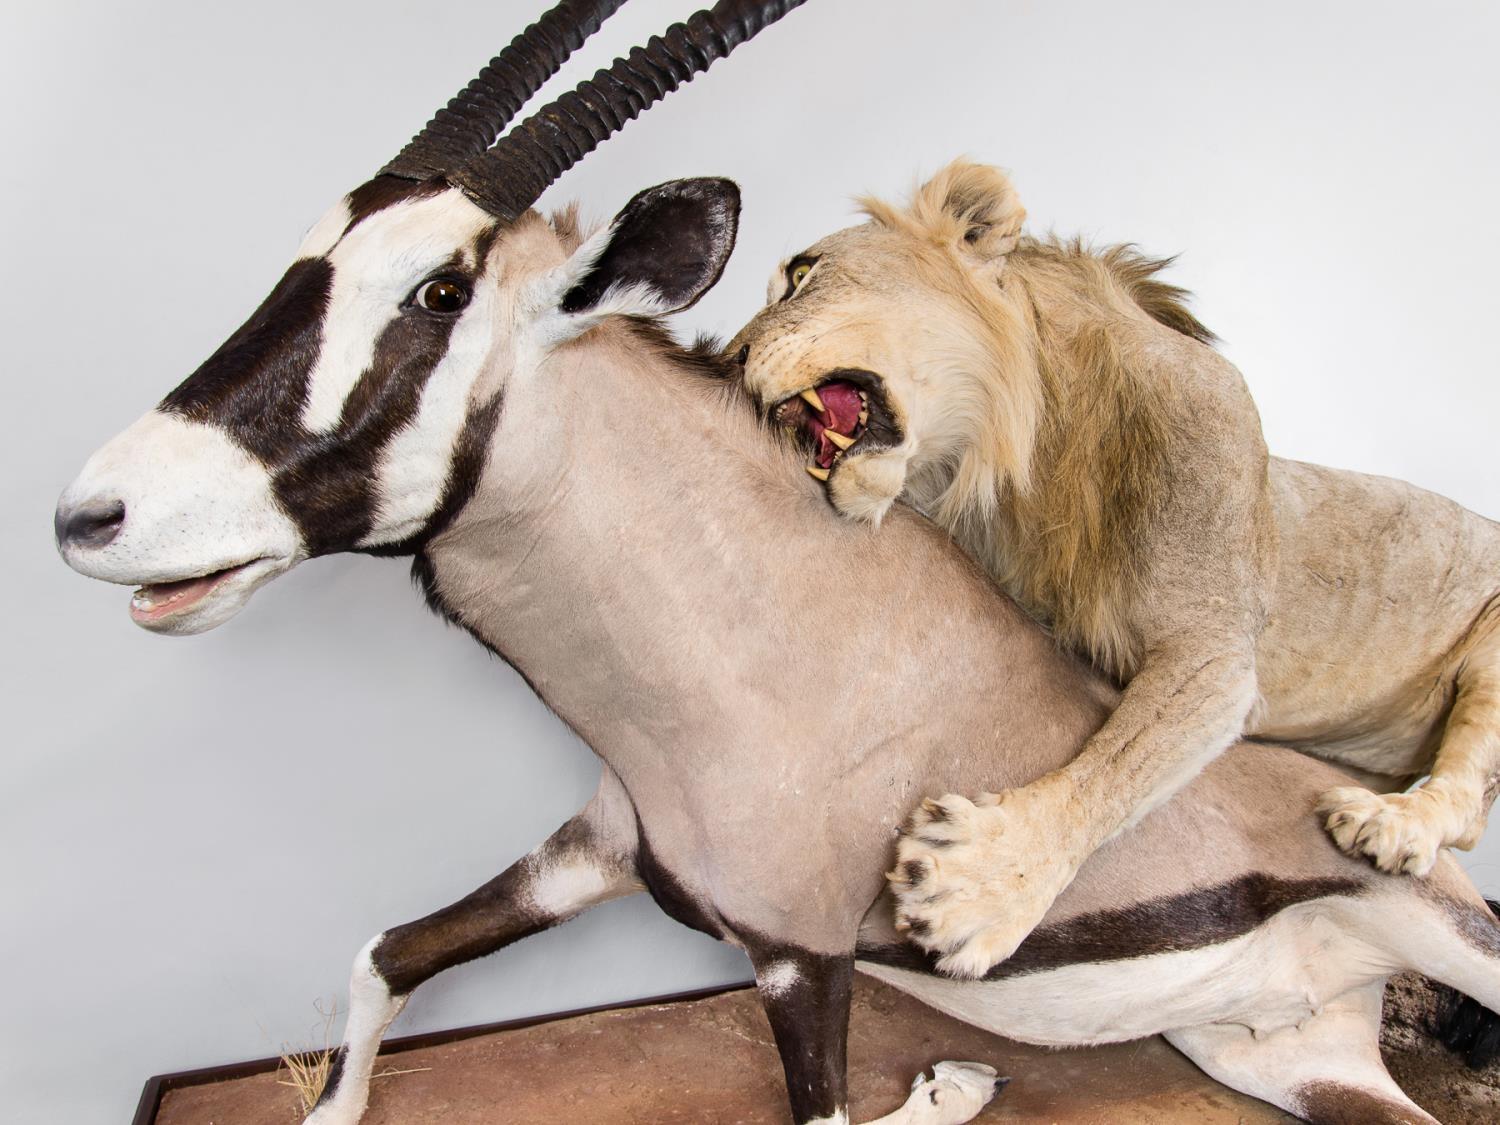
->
<box><xmin>143</xmin><ymin>974</ymin><xmax>1498</xmax><ymax>1124</ymax></box>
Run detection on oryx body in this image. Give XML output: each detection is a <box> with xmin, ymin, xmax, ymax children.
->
<box><xmin>53</xmin><ymin>3</ymin><xmax>1500</xmax><ymax>1123</ymax></box>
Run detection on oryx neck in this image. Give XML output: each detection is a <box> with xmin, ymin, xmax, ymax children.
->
<box><xmin>420</xmin><ymin>320</ymin><xmax>826</xmax><ymax>753</ymax></box>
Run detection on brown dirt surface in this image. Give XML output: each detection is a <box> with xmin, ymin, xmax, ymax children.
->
<box><xmin>1380</xmin><ymin>972</ymin><xmax>1500</xmax><ymax>1124</ymax></box>
<box><xmin>154</xmin><ymin>974</ymin><xmax>1497</xmax><ymax>1124</ymax></box>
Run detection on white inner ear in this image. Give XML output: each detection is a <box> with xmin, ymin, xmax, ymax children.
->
<box><xmin>528</xmin><ymin>219</ymin><xmax>675</xmax><ymax>348</ymax></box>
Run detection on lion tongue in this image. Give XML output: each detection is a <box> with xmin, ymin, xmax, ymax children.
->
<box><xmin>812</xmin><ymin>382</ymin><xmax>864</xmax><ymax>468</ymax></box>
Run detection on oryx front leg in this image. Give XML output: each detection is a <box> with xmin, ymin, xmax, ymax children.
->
<box><xmin>893</xmin><ymin>643</ymin><xmax>1257</xmax><ymax>978</ymax></box>
<box><xmin>305</xmin><ymin>790</ymin><xmax>640</xmax><ymax>1125</ymax></box>
<box><xmin>1322</xmin><ymin>637</ymin><xmax>1500</xmax><ymax>875</ymax></box>
<box><xmin>751</xmin><ymin>948</ymin><xmax>1002</xmax><ymax>1124</ymax></box>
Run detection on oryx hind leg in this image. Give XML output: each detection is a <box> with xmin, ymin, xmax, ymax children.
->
<box><xmin>1321</xmin><ymin>626</ymin><xmax>1500</xmax><ymax>876</ymax></box>
<box><xmin>1166</xmin><ymin>981</ymin><xmax>1436</xmax><ymax>1124</ymax></box>
<box><xmin>305</xmin><ymin>778</ymin><xmax>642</xmax><ymax>1125</ymax></box>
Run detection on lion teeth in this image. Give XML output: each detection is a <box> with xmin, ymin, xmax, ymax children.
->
<box><xmin>800</xmin><ymin>387</ymin><xmax>826</xmax><ymax>412</ymax></box>
<box><xmin>806</xmin><ymin>465</ymin><xmax>830</xmax><ymax>482</ymax></box>
<box><xmin>825</xmin><ymin>429</ymin><xmax>854</xmax><ymax>451</ymax></box>
<box><xmin>858</xmin><ymin>410</ymin><xmax>869</xmax><ymax>426</ymax></box>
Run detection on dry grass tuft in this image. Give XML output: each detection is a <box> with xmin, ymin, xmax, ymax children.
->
<box><xmin>278</xmin><ymin>1044</ymin><xmax>336</xmax><ymax>1116</ymax></box>
<box><xmin>277</xmin><ymin>999</ymin><xmax>339</xmax><ymax>1116</ymax></box>
<box><xmin>274</xmin><ymin>998</ymin><xmax>431</xmax><ymax>1118</ymax></box>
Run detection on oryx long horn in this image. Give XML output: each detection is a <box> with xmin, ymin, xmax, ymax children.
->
<box><xmin>453</xmin><ymin>0</ymin><xmax>808</xmax><ymax>220</ymax></box>
<box><xmin>384</xmin><ymin>0</ymin><xmax>628</xmax><ymax>181</ymax></box>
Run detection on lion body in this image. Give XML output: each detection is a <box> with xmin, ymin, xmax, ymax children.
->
<box><xmin>974</xmin><ymin>236</ymin><xmax>1500</xmax><ymax>783</ymax></box>
<box><xmin>731</xmin><ymin>161</ymin><xmax>1500</xmax><ymax>975</ymax></box>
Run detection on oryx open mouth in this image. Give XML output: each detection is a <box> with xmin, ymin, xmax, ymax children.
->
<box><xmin>126</xmin><ymin>556</ymin><xmax>291</xmax><ymax>633</ymax></box>
<box><xmin>129</xmin><ymin>561</ymin><xmax>270</xmax><ymax>630</ymax></box>
<box><xmin>772</xmin><ymin>368</ymin><xmax>901</xmax><ymax>482</ymax></box>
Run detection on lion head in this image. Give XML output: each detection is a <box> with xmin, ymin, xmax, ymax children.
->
<box><xmin>730</xmin><ymin>159</ymin><xmax>1039</xmax><ymax>528</ymax></box>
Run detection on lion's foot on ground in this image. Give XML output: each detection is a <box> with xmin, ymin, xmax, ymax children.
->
<box><xmin>1318</xmin><ymin>785</ymin><xmax>1472</xmax><ymax>876</ymax></box>
<box><xmin>889</xmin><ymin>783</ymin><xmax>1082</xmax><ymax>979</ymax></box>
<box><xmin>868</xmin><ymin>1062</ymin><xmax>1004</xmax><ymax>1125</ymax></box>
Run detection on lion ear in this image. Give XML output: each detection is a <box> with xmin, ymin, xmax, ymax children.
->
<box><xmin>911</xmin><ymin>160</ymin><xmax>1026</xmax><ymax>261</ymax></box>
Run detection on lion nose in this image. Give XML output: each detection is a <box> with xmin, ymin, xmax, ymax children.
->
<box><xmin>55</xmin><ymin>496</ymin><xmax>126</xmax><ymax>550</ymax></box>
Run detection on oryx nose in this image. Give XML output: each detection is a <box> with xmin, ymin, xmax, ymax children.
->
<box><xmin>55</xmin><ymin>497</ymin><xmax>126</xmax><ymax>550</ymax></box>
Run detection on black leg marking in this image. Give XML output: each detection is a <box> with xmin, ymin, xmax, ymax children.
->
<box><xmin>746</xmin><ymin>938</ymin><xmax>854</xmax><ymax>1125</ymax></box>
<box><xmin>373</xmin><ymin>817</ymin><xmax>604</xmax><ymax>995</ymax></box>
<box><xmin>1432</xmin><ymin>898</ymin><xmax>1500</xmax><ymax>1068</ymax></box>
<box><xmin>310</xmin><ymin>813</ymin><xmax>633</xmax><ymax>1117</ymax></box>
<box><xmin>1295</xmin><ymin>1080</ymin><xmax>1431</xmax><ymax>1124</ymax></box>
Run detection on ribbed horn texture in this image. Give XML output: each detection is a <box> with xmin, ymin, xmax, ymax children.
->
<box><xmin>384</xmin><ymin>0</ymin><xmax>629</xmax><ymax>181</ymax></box>
<box><xmin>451</xmin><ymin>0</ymin><xmax>808</xmax><ymax>220</ymax></box>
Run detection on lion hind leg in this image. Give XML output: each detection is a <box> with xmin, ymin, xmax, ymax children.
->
<box><xmin>1321</xmin><ymin>633</ymin><xmax>1500</xmax><ymax>875</ymax></box>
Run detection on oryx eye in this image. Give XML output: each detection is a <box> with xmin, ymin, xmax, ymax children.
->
<box><xmin>413</xmin><ymin>278</ymin><xmax>470</xmax><ymax>314</ymax></box>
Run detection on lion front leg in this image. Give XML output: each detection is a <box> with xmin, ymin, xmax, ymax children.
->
<box><xmin>1321</xmin><ymin>636</ymin><xmax>1500</xmax><ymax>875</ymax></box>
<box><xmin>890</xmin><ymin>642</ymin><xmax>1258</xmax><ymax>978</ymax></box>
<box><xmin>889</xmin><ymin>776</ymin><xmax>1081</xmax><ymax>979</ymax></box>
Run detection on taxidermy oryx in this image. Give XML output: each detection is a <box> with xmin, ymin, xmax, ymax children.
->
<box><xmin>51</xmin><ymin>3</ymin><xmax>1500</xmax><ymax>1123</ymax></box>
<box><xmin>732</xmin><ymin>159</ymin><xmax>1500</xmax><ymax>978</ymax></box>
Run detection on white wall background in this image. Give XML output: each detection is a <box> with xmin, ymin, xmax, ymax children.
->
<box><xmin>3</xmin><ymin>1</ymin><xmax>1498</xmax><ymax>1121</ymax></box>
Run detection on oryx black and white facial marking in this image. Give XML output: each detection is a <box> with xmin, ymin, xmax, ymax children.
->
<box><xmin>54</xmin><ymin>3</ymin><xmax>1500</xmax><ymax>1125</ymax></box>
<box><xmin>56</xmin><ymin>178</ymin><xmax>502</xmax><ymax>633</ymax></box>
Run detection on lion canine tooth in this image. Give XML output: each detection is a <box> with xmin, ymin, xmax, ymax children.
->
<box><xmin>858</xmin><ymin>410</ymin><xmax>869</xmax><ymax>426</ymax></box>
<box><xmin>806</xmin><ymin>465</ymin><xmax>830</xmax><ymax>482</ymax></box>
<box><xmin>800</xmin><ymin>387</ymin><xmax>826</xmax><ymax>413</ymax></box>
<box><xmin>825</xmin><ymin>430</ymin><xmax>854</xmax><ymax>451</ymax></box>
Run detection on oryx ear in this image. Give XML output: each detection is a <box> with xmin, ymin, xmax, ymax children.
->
<box><xmin>910</xmin><ymin>160</ymin><xmax>1025</xmax><ymax>262</ymax></box>
<box><xmin>552</xmin><ymin>178</ymin><xmax>740</xmax><ymax>331</ymax></box>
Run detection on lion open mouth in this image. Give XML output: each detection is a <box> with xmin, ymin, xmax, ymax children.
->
<box><xmin>776</xmin><ymin>380</ymin><xmax>869</xmax><ymax>478</ymax></box>
<box><xmin>772</xmin><ymin>370</ymin><xmax>901</xmax><ymax>482</ymax></box>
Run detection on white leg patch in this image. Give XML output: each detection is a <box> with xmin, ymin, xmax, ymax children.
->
<box><xmin>525</xmin><ymin>860</ymin><xmax>614</xmax><ymax>918</ymax></box>
<box><xmin>757</xmin><ymin>959</ymin><xmax>802</xmax><ymax>999</ymax></box>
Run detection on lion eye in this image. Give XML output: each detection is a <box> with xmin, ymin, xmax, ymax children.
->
<box><xmin>782</xmin><ymin>258</ymin><xmax>817</xmax><ymax>301</ymax></box>
<box><xmin>414</xmin><ymin>278</ymin><xmax>470</xmax><ymax>314</ymax></box>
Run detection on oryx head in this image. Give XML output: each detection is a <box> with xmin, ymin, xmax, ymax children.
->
<box><xmin>55</xmin><ymin>0</ymin><xmax>802</xmax><ymax>635</ymax></box>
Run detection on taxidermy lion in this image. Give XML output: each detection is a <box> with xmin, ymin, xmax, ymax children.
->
<box><xmin>729</xmin><ymin>158</ymin><xmax>1500</xmax><ymax>977</ymax></box>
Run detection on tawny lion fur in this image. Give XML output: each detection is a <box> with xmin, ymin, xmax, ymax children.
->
<box><xmin>731</xmin><ymin>159</ymin><xmax>1500</xmax><ymax>977</ymax></box>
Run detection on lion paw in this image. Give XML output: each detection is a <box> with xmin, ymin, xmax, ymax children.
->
<box><xmin>1318</xmin><ymin>785</ymin><xmax>1455</xmax><ymax>876</ymax></box>
<box><xmin>889</xmin><ymin>783</ymin><xmax>1082</xmax><ymax>979</ymax></box>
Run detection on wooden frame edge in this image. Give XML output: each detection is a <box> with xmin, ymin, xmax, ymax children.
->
<box><xmin>131</xmin><ymin>979</ymin><xmax>755</xmax><ymax>1125</ymax></box>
